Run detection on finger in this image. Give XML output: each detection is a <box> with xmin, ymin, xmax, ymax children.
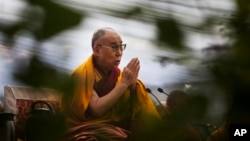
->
<box><xmin>121</xmin><ymin>68</ymin><xmax>131</xmax><ymax>82</ymax></box>
<box><xmin>130</xmin><ymin>62</ymin><xmax>140</xmax><ymax>81</ymax></box>
<box><xmin>126</xmin><ymin>58</ymin><xmax>135</xmax><ymax>68</ymax></box>
<box><xmin>126</xmin><ymin>58</ymin><xmax>138</xmax><ymax>69</ymax></box>
<box><xmin>134</xmin><ymin>63</ymin><xmax>140</xmax><ymax>79</ymax></box>
<box><xmin>131</xmin><ymin>59</ymin><xmax>140</xmax><ymax>73</ymax></box>
<box><xmin>123</xmin><ymin>67</ymin><xmax>133</xmax><ymax>78</ymax></box>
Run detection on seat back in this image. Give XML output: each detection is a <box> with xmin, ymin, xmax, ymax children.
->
<box><xmin>3</xmin><ymin>85</ymin><xmax>62</xmax><ymax>140</ymax></box>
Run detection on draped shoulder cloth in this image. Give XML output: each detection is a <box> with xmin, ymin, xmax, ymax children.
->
<box><xmin>66</xmin><ymin>55</ymin><xmax>160</xmax><ymax>124</ymax></box>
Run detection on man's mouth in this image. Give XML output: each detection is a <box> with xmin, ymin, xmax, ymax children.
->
<box><xmin>115</xmin><ymin>60</ymin><xmax>120</xmax><ymax>65</ymax></box>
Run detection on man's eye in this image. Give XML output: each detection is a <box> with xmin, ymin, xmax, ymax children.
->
<box><xmin>112</xmin><ymin>45</ymin><xmax>119</xmax><ymax>49</ymax></box>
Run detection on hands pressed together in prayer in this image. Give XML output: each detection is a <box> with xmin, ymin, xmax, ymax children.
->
<box><xmin>121</xmin><ymin>57</ymin><xmax>140</xmax><ymax>89</ymax></box>
<box><xmin>89</xmin><ymin>58</ymin><xmax>140</xmax><ymax>117</ymax></box>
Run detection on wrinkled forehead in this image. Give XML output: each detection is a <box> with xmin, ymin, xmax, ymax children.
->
<box><xmin>99</xmin><ymin>30</ymin><xmax>122</xmax><ymax>44</ymax></box>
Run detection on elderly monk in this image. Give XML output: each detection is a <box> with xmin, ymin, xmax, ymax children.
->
<box><xmin>62</xmin><ymin>27</ymin><xmax>161</xmax><ymax>141</ymax></box>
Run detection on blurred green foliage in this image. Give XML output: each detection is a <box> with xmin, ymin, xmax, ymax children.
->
<box><xmin>156</xmin><ymin>18</ymin><xmax>184</xmax><ymax>50</ymax></box>
<box><xmin>1</xmin><ymin>0</ymin><xmax>83</xmax><ymax>90</ymax></box>
<box><xmin>2</xmin><ymin>0</ymin><xmax>83</xmax><ymax>41</ymax></box>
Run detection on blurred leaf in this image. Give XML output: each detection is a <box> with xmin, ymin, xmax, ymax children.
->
<box><xmin>0</xmin><ymin>23</ymin><xmax>24</xmax><ymax>46</ymax></box>
<box><xmin>122</xmin><ymin>6</ymin><xmax>142</xmax><ymax>18</ymax></box>
<box><xmin>154</xmin><ymin>55</ymin><xmax>189</xmax><ymax>67</ymax></box>
<box><xmin>99</xmin><ymin>5</ymin><xmax>143</xmax><ymax>20</ymax></box>
<box><xmin>2</xmin><ymin>23</ymin><xmax>25</xmax><ymax>39</ymax></box>
<box><xmin>28</xmin><ymin>0</ymin><xmax>83</xmax><ymax>40</ymax></box>
<box><xmin>197</xmin><ymin>16</ymin><xmax>224</xmax><ymax>33</ymax></box>
<box><xmin>13</xmin><ymin>55</ymin><xmax>73</xmax><ymax>93</ymax></box>
<box><xmin>156</xmin><ymin>18</ymin><xmax>184</xmax><ymax>50</ymax></box>
<box><xmin>0</xmin><ymin>0</ymin><xmax>83</xmax><ymax>43</ymax></box>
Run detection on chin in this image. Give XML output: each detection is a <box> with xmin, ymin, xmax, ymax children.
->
<box><xmin>106</xmin><ymin>66</ymin><xmax>117</xmax><ymax>71</ymax></box>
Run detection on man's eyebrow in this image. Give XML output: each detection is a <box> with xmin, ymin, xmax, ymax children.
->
<box><xmin>110</xmin><ymin>42</ymin><xmax>122</xmax><ymax>45</ymax></box>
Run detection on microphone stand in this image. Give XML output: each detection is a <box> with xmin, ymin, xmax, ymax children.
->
<box><xmin>158</xmin><ymin>87</ymin><xmax>176</xmax><ymax>105</ymax></box>
<box><xmin>146</xmin><ymin>88</ymin><xmax>168</xmax><ymax>116</ymax></box>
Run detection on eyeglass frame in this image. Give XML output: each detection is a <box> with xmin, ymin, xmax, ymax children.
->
<box><xmin>97</xmin><ymin>44</ymin><xmax>126</xmax><ymax>52</ymax></box>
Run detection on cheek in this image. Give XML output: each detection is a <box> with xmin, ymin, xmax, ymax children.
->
<box><xmin>104</xmin><ymin>50</ymin><xmax>116</xmax><ymax>57</ymax></box>
<box><xmin>100</xmin><ymin>52</ymin><xmax>115</xmax><ymax>63</ymax></box>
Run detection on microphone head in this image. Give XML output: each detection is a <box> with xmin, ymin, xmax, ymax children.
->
<box><xmin>145</xmin><ymin>88</ymin><xmax>151</xmax><ymax>93</ymax></box>
<box><xmin>157</xmin><ymin>88</ymin><xmax>164</xmax><ymax>93</ymax></box>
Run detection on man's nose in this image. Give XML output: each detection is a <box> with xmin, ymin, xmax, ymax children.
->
<box><xmin>116</xmin><ymin>49</ymin><xmax>123</xmax><ymax>56</ymax></box>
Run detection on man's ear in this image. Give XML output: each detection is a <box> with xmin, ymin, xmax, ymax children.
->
<box><xmin>93</xmin><ymin>45</ymin><xmax>100</xmax><ymax>56</ymax></box>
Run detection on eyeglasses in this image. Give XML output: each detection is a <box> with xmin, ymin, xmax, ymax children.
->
<box><xmin>97</xmin><ymin>44</ymin><xmax>126</xmax><ymax>52</ymax></box>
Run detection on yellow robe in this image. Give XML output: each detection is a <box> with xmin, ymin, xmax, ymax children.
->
<box><xmin>65</xmin><ymin>55</ymin><xmax>160</xmax><ymax>126</ymax></box>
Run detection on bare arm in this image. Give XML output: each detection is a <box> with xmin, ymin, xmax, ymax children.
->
<box><xmin>88</xmin><ymin>58</ymin><xmax>140</xmax><ymax>117</ymax></box>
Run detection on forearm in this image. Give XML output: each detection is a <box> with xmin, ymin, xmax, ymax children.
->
<box><xmin>89</xmin><ymin>82</ymin><xmax>129</xmax><ymax>117</ymax></box>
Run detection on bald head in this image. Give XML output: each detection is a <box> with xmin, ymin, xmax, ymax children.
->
<box><xmin>91</xmin><ymin>27</ymin><xmax>118</xmax><ymax>48</ymax></box>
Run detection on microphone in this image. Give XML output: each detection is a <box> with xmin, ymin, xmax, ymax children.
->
<box><xmin>158</xmin><ymin>87</ymin><xmax>176</xmax><ymax>105</ymax></box>
<box><xmin>145</xmin><ymin>88</ymin><xmax>152</xmax><ymax>94</ymax></box>
<box><xmin>146</xmin><ymin>88</ymin><xmax>167</xmax><ymax>116</ymax></box>
<box><xmin>157</xmin><ymin>88</ymin><xmax>169</xmax><ymax>96</ymax></box>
